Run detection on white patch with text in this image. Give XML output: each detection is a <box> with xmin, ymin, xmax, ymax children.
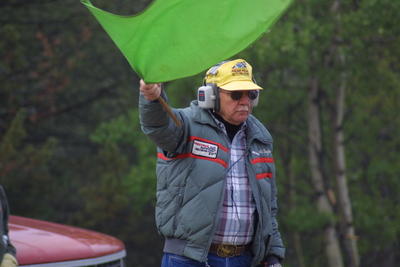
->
<box><xmin>192</xmin><ymin>140</ymin><xmax>218</xmax><ymax>158</ymax></box>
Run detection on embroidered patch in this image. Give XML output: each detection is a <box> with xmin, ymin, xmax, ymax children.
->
<box><xmin>192</xmin><ymin>140</ymin><xmax>218</xmax><ymax>158</ymax></box>
<box><xmin>231</xmin><ymin>61</ymin><xmax>249</xmax><ymax>76</ymax></box>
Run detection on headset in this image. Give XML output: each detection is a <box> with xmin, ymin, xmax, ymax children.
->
<box><xmin>197</xmin><ymin>82</ymin><xmax>259</xmax><ymax>112</ymax></box>
<box><xmin>197</xmin><ymin>83</ymin><xmax>220</xmax><ymax>111</ymax></box>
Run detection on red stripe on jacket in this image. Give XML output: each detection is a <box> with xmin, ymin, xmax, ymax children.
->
<box><xmin>251</xmin><ymin>157</ymin><xmax>274</xmax><ymax>180</ymax></box>
<box><xmin>251</xmin><ymin>157</ymin><xmax>274</xmax><ymax>164</ymax></box>
<box><xmin>157</xmin><ymin>152</ymin><xmax>228</xmax><ymax>168</ymax></box>
<box><xmin>256</xmin><ymin>172</ymin><xmax>273</xmax><ymax>179</ymax></box>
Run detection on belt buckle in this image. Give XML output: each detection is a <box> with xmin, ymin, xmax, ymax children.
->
<box><xmin>217</xmin><ymin>244</ymin><xmax>236</xmax><ymax>257</ymax></box>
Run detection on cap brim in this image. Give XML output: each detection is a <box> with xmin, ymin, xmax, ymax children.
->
<box><xmin>219</xmin><ymin>80</ymin><xmax>263</xmax><ymax>91</ymax></box>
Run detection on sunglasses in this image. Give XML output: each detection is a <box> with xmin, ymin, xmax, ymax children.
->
<box><xmin>220</xmin><ymin>90</ymin><xmax>259</xmax><ymax>101</ymax></box>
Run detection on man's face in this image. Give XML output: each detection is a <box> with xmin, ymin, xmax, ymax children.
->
<box><xmin>217</xmin><ymin>89</ymin><xmax>258</xmax><ymax>125</ymax></box>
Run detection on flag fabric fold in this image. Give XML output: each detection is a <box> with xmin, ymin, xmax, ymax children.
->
<box><xmin>82</xmin><ymin>0</ymin><xmax>292</xmax><ymax>83</ymax></box>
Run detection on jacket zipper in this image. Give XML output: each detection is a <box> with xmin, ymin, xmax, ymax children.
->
<box><xmin>246</xmin><ymin>152</ymin><xmax>264</xmax><ymax>265</ymax></box>
<box><xmin>202</xmin><ymin>131</ymin><xmax>231</xmax><ymax>262</ymax></box>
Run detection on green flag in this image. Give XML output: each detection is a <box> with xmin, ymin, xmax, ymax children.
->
<box><xmin>82</xmin><ymin>0</ymin><xmax>292</xmax><ymax>82</ymax></box>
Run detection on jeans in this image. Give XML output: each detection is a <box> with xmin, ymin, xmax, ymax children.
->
<box><xmin>161</xmin><ymin>252</ymin><xmax>253</xmax><ymax>267</ymax></box>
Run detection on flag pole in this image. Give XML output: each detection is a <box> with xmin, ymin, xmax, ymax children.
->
<box><xmin>158</xmin><ymin>96</ymin><xmax>182</xmax><ymax>127</ymax></box>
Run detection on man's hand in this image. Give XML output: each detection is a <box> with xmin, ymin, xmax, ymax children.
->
<box><xmin>139</xmin><ymin>79</ymin><xmax>162</xmax><ymax>101</ymax></box>
<box><xmin>258</xmin><ymin>255</ymin><xmax>282</xmax><ymax>267</ymax></box>
<box><xmin>1</xmin><ymin>253</ymin><xmax>18</xmax><ymax>267</ymax></box>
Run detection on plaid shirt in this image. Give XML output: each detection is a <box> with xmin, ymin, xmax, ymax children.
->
<box><xmin>212</xmin><ymin>121</ymin><xmax>256</xmax><ymax>245</ymax></box>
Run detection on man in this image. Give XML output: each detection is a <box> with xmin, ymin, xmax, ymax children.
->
<box><xmin>139</xmin><ymin>59</ymin><xmax>285</xmax><ymax>267</ymax></box>
<box><xmin>0</xmin><ymin>186</ymin><xmax>18</xmax><ymax>267</ymax></box>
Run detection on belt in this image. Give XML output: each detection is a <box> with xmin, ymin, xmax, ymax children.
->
<box><xmin>209</xmin><ymin>243</ymin><xmax>250</xmax><ymax>257</ymax></box>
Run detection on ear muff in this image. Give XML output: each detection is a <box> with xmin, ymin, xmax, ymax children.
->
<box><xmin>197</xmin><ymin>83</ymin><xmax>219</xmax><ymax>111</ymax></box>
<box><xmin>251</xmin><ymin>76</ymin><xmax>260</xmax><ymax>107</ymax></box>
<box><xmin>251</xmin><ymin>91</ymin><xmax>259</xmax><ymax>107</ymax></box>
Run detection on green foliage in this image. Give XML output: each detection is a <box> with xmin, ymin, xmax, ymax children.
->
<box><xmin>285</xmin><ymin>206</ymin><xmax>335</xmax><ymax>233</ymax></box>
<box><xmin>0</xmin><ymin>110</ymin><xmax>57</xmax><ymax>217</ymax></box>
<box><xmin>90</xmin><ymin>110</ymin><xmax>157</xmax><ymax>210</ymax></box>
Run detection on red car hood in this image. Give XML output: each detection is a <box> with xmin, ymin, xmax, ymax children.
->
<box><xmin>9</xmin><ymin>215</ymin><xmax>125</xmax><ymax>265</ymax></box>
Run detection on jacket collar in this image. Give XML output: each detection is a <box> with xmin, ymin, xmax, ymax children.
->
<box><xmin>245</xmin><ymin>116</ymin><xmax>273</xmax><ymax>145</ymax></box>
<box><xmin>191</xmin><ymin>100</ymin><xmax>219</xmax><ymax>128</ymax></box>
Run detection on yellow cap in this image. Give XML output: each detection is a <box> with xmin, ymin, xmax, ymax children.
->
<box><xmin>204</xmin><ymin>59</ymin><xmax>262</xmax><ymax>91</ymax></box>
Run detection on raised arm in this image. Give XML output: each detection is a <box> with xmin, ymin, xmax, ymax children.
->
<box><xmin>138</xmin><ymin>80</ymin><xmax>185</xmax><ymax>153</ymax></box>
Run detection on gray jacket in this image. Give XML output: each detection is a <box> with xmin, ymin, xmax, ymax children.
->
<box><xmin>139</xmin><ymin>94</ymin><xmax>285</xmax><ymax>265</ymax></box>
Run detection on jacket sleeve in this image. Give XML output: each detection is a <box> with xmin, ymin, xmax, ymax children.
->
<box><xmin>251</xmin><ymin>117</ymin><xmax>285</xmax><ymax>260</ymax></box>
<box><xmin>267</xmin><ymin>169</ymin><xmax>285</xmax><ymax>260</ymax></box>
<box><xmin>138</xmin><ymin>90</ymin><xmax>185</xmax><ymax>153</ymax></box>
<box><xmin>0</xmin><ymin>186</ymin><xmax>17</xmax><ymax>260</ymax></box>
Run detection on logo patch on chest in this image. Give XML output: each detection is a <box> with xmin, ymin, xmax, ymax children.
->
<box><xmin>192</xmin><ymin>140</ymin><xmax>218</xmax><ymax>158</ymax></box>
